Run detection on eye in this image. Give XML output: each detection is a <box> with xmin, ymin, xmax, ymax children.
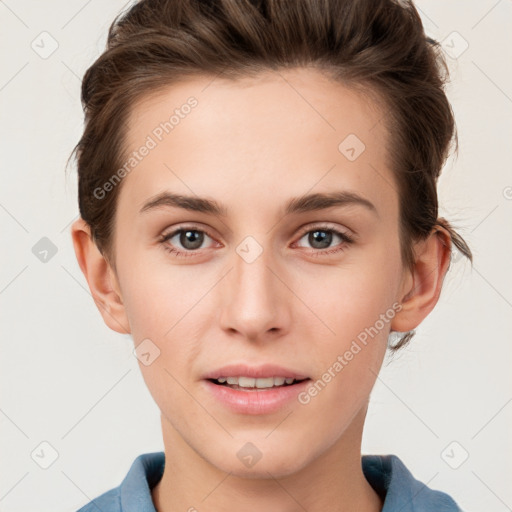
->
<box><xmin>159</xmin><ymin>223</ymin><xmax>355</xmax><ymax>259</ymax></box>
<box><xmin>294</xmin><ymin>225</ymin><xmax>354</xmax><ymax>256</ymax></box>
<box><xmin>159</xmin><ymin>226</ymin><xmax>217</xmax><ymax>258</ymax></box>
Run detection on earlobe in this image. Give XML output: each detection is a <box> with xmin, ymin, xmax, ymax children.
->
<box><xmin>70</xmin><ymin>218</ymin><xmax>131</xmax><ymax>335</ymax></box>
<box><xmin>390</xmin><ymin>225</ymin><xmax>452</xmax><ymax>333</ymax></box>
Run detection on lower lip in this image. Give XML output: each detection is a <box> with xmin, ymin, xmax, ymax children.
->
<box><xmin>202</xmin><ymin>379</ymin><xmax>311</xmax><ymax>415</ymax></box>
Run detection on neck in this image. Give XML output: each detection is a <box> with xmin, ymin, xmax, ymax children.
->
<box><xmin>152</xmin><ymin>406</ymin><xmax>382</xmax><ymax>512</ymax></box>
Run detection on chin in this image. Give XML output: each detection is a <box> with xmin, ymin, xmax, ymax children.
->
<box><xmin>210</xmin><ymin>445</ymin><xmax>310</xmax><ymax>480</ymax></box>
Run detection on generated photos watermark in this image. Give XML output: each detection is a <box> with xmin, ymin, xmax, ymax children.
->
<box><xmin>298</xmin><ymin>301</ymin><xmax>403</xmax><ymax>405</ymax></box>
<box><xmin>93</xmin><ymin>96</ymin><xmax>198</xmax><ymax>200</ymax></box>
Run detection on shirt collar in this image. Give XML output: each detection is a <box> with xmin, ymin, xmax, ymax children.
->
<box><xmin>119</xmin><ymin>451</ymin><xmax>460</xmax><ymax>512</ymax></box>
<box><xmin>362</xmin><ymin>454</ymin><xmax>461</xmax><ymax>511</ymax></box>
<box><xmin>120</xmin><ymin>452</ymin><xmax>164</xmax><ymax>512</ymax></box>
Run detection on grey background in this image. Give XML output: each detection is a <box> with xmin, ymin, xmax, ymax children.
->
<box><xmin>1</xmin><ymin>1</ymin><xmax>511</xmax><ymax>511</ymax></box>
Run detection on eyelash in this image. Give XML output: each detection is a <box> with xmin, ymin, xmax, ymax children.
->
<box><xmin>159</xmin><ymin>224</ymin><xmax>355</xmax><ymax>259</ymax></box>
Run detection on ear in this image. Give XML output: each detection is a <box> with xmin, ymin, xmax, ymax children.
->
<box><xmin>71</xmin><ymin>218</ymin><xmax>131</xmax><ymax>334</ymax></box>
<box><xmin>390</xmin><ymin>224</ymin><xmax>452</xmax><ymax>333</ymax></box>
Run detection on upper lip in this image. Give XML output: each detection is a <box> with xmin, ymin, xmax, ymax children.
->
<box><xmin>202</xmin><ymin>363</ymin><xmax>310</xmax><ymax>380</ymax></box>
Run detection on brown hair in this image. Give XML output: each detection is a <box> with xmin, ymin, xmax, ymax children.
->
<box><xmin>70</xmin><ymin>0</ymin><xmax>473</xmax><ymax>351</ymax></box>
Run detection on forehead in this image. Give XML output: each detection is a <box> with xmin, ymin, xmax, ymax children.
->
<box><xmin>119</xmin><ymin>67</ymin><xmax>396</xmax><ymax>221</ymax></box>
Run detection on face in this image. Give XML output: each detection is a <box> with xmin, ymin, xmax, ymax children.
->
<box><xmin>108</xmin><ymin>67</ymin><xmax>408</xmax><ymax>477</ymax></box>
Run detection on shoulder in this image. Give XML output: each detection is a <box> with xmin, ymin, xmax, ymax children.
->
<box><xmin>362</xmin><ymin>454</ymin><xmax>462</xmax><ymax>511</ymax></box>
<box><xmin>76</xmin><ymin>487</ymin><xmax>121</xmax><ymax>512</ymax></box>
<box><xmin>74</xmin><ymin>452</ymin><xmax>165</xmax><ymax>512</ymax></box>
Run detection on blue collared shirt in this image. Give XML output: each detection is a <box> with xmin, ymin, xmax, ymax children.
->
<box><xmin>76</xmin><ymin>451</ymin><xmax>462</xmax><ymax>511</ymax></box>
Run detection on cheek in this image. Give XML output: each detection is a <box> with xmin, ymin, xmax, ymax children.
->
<box><xmin>309</xmin><ymin>262</ymin><xmax>400</xmax><ymax>342</ymax></box>
<box><xmin>118</xmin><ymin>253</ymin><xmax>208</xmax><ymax>391</ymax></box>
<box><xmin>118</xmin><ymin>253</ymin><xmax>205</xmax><ymax>338</ymax></box>
<box><xmin>304</xmin><ymin>284</ymin><xmax>391</xmax><ymax>425</ymax></box>
<box><xmin>303</xmin><ymin>247</ymin><xmax>401</xmax><ymax>385</ymax></box>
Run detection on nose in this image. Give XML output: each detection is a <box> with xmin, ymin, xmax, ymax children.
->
<box><xmin>218</xmin><ymin>239</ymin><xmax>291</xmax><ymax>342</ymax></box>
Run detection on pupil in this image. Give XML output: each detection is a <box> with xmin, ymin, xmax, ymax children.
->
<box><xmin>310</xmin><ymin>230</ymin><xmax>331</xmax><ymax>249</ymax></box>
<box><xmin>181</xmin><ymin>230</ymin><xmax>203</xmax><ymax>250</ymax></box>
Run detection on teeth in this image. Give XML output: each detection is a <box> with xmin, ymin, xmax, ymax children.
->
<box><xmin>216</xmin><ymin>376</ymin><xmax>299</xmax><ymax>388</ymax></box>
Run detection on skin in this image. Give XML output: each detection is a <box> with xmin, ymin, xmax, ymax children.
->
<box><xmin>72</xmin><ymin>67</ymin><xmax>451</xmax><ymax>512</ymax></box>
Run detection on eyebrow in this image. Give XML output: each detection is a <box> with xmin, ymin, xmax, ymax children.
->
<box><xmin>139</xmin><ymin>190</ymin><xmax>378</xmax><ymax>218</ymax></box>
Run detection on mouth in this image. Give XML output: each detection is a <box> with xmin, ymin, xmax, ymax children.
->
<box><xmin>203</xmin><ymin>371</ymin><xmax>313</xmax><ymax>414</ymax></box>
<box><xmin>206</xmin><ymin>376</ymin><xmax>311</xmax><ymax>391</ymax></box>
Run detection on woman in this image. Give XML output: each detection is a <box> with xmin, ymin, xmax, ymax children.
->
<box><xmin>70</xmin><ymin>0</ymin><xmax>472</xmax><ymax>510</ymax></box>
